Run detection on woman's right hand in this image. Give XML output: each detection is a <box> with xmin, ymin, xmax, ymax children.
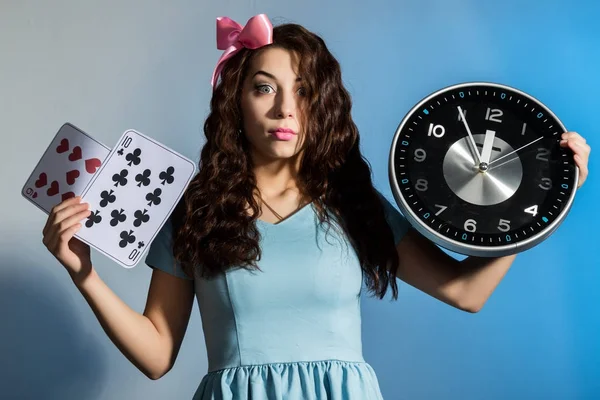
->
<box><xmin>42</xmin><ymin>196</ymin><xmax>93</xmax><ymax>281</ymax></box>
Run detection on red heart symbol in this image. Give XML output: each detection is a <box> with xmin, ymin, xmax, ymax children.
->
<box><xmin>56</xmin><ymin>138</ymin><xmax>69</xmax><ymax>153</ymax></box>
<box><xmin>66</xmin><ymin>169</ymin><xmax>80</xmax><ymax>185</ymax></box>
<box><xmin>68</xmin><ymin>146</ymin><xmax>82</xmax><ymax>161</ymax></box>
<box><xmin>85</xmin><ymin>158</ymin><xmax>102</xmax><ymax>174</ymax></box>
<box><xmin>35</xmin><ymin>172</ymin><xmax>48</xmax><ymax>188</ymax></box>
<box><xmin>62</xmin><ymin>192</ymin><xmax>75</xmax><ymax>201</ymax></box>
<box><xmin>47</xmin><ymin>180</ymin><xmax>59</xmax><ymax>196</ymax></box>
<box><xmin>33</xmin><ymin>192</ymin><xmax>38</xmax><ymax>198</ymax></box>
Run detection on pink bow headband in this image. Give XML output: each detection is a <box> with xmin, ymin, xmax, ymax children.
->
<box><xmin>211</xmin><ymin>14</ymin><xmax>274</xmax><ymax>88</ymax></box>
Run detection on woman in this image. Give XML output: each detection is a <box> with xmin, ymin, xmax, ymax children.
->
<box><xmin>42</xmin><ymin>14</ymin><xmax>591</xmax><ymax>400</ymax></box>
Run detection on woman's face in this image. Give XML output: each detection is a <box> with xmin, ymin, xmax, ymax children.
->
<box><xmin>240</xmin><ymin>47</ymin><xmax>307</xmax><ymax>165</ymax></box>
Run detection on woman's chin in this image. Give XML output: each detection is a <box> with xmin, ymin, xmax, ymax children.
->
<box><xmin>253</xmin><ymin>146</ymin><xmax>301</xmax><ymax>163</ymax></box>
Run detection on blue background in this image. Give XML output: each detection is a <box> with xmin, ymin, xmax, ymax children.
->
<box><xmin>1</xmin><ymin>0</ymin><xmax>597</xmax><ymax>398</ymax></box>
<box><xmin>359</xmin><ymin>2</ymin><xmax>599</xmax><ymax>399</ymax></box>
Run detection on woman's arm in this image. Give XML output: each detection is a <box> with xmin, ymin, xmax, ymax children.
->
<box><xmin>74</xmin><ymin>267</ymin><xmax>194</xmax><ymax>379</ymax></box>
<box><xmin>391</xmin><ymin>130</ymin><xmax>589</xmax><ymax>312</ymax></box>
<box><xmin>394</xmin><ymin>228</ymin><xmax>515</xmax><ymax>313</ymax></box>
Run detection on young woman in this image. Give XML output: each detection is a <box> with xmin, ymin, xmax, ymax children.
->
<box><xmin>42</xmin><ymin>14</ymin><xmax>591</xmax><ymax>400</ymax></box>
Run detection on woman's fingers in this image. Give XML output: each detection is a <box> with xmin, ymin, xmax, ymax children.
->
<box><xmin>43</xmin><ymin>198</ymin><xmax>89</xmax><ymax>241</ymax></box>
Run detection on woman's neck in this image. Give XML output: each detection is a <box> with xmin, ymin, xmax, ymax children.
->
<box><xmin>252</xmin><ymin>159</ymin><xmax>302</xmax><ymax>199</ymax></box>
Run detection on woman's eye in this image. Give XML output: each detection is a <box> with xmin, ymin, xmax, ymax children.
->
<box><xmin>297</xmin><ymin>87</ymin><xmax>307</xmax><ymax>96</ymax></box>
<box><xmin>256</xmin><ymin>84</ymin><xmax>274</xmax><ymax>94</ymax></box>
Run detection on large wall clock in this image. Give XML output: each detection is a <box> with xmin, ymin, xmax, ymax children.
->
<box><xmin>389</xmin><ymin>82</ymin><xmax>578</xmax><ymax>257</ymax></box>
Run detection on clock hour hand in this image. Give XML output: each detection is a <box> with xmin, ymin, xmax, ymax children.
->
<box><xmin>480</xmin><ymin>129</ymin><xmax>496</xmax><ymax>165</ymax></box>
<box><xmin>457</xmin><ymin>106</ymin><xmax>482</xmax><ymax>164</ymax></box>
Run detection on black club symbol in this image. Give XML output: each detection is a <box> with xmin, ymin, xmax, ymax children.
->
<box><xmin>159</xmin><ymin>166</ymin><xmax>175</xmax><ymax>185</ymax></box>
<box><xmin>112</xmin><ymin>169</ymin><xmax>128</xmax><ymax>187</ymax></box>
<box><xmin>137</xmin><ymin>241</ymin><xmax>145</xmax><ymax>249</ymax></box>
<box><xmin>85</xmin><ymin>210</ymin><xmax>102</xmax><ymax>228</ymax></box>
<box><xmin>135</xmin><ymin>169</ymin><xmax>151</xmax><ymax>187</ymax></box>
<box><xmin>119</xmin><ymin>230</ymin><xmax>136</xmax><ymax>248</ymax></box>
<box><xmin>99</xmin><ymin>189</ymin><xmax>116</xmax><ymax>207</ymax></box>
<box><xmin>126</xmin><ymin>148</ymin><xmax>142</xmax><ymax>166</ymax></box>
<box><xmin>133</xmin><ymin>209</ymin><xmax>150</xmax><ymax>227</ymax></box>
<box><xmin>145</xmin><ymin>188</ymin><xmax>162</xmax><ymax>207</ymax></box>
<box><xmin>110</xmin><ymin>209</ymin><xmax>127</xmax><ymax>227</ymax></box>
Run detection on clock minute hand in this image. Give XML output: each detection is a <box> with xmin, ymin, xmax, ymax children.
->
<box><xmin>488</xmin><ymin>136</ymin><xmax>544</xmax><ymax>166</ymax></box>
<box><xmin>457</xmin><ymin>106</ymin><xmax>482</xmax><ymax>164</ymax></box>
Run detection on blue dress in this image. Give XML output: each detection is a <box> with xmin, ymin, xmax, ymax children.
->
<box><xmin>145</xmin><ymin>191</ymin><xmax>410</xmax><ymax>399</ymax></box>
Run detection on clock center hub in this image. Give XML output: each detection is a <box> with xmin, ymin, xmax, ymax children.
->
<box><xmin>443</xmin><ymin>134</ymin><xmax>523</xmax><ymax>206</ymax></box>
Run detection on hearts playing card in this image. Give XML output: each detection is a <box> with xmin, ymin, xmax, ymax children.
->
<box><xmin>75</xmin><ymin>129</ymin><xmax>196</xmax><ymax>268</ymax></box>
<box><xmin>22</xmin><ymin>123</ymin><xmax>110</xmax><ymax>214</ymax></box>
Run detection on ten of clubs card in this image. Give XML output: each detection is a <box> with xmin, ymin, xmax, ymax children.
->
<box><xmin>21</xmin><ymin>123</ymin><xmax>110</xmax><ymax>214</ymax></box>
<box><xmin>74</xmin><ymin>129</ymin><xmax>196</xmax><ymax>268</ymax></box>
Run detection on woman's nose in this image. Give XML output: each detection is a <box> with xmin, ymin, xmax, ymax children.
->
<box><xmin>275</xmin><ymin>93</ymin><xmax>296</xmax><ymax>119</ymax></box>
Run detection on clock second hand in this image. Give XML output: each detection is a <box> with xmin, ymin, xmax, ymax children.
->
<box><xmin>488</xmin><ymin>136</ymin><xmax>544</xmax><ymax>166</ymax></box>
<box><xmin>487</xmin><ymin>154</ymin><xmax>519</xmax><ymax>172</ymax></box>
<box><xmin>457</xmin><ymin>106</ymin><xmax>482</xmax><ymax>165</ymax></box>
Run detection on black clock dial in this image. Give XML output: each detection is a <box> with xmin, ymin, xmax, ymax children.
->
<box><xmin>389</xmin><ymin>82</ymin><xmax>578</xmax><ymax>257</ymax></box>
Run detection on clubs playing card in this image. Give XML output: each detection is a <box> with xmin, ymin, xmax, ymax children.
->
<box><xmin>75</xmin><ymin>129</ymin><xmax>196</xmax><ymax>268</ymax></box>
<box><xmin>22</xmin><ymin>123</ymin><xmax>110</xmax><ymax>214</ymax></box>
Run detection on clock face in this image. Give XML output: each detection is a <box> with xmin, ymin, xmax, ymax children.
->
<box><xmin>389</xmin><ymin>82</ymin><xmax>578</xmax><ymax>257</ymax></box>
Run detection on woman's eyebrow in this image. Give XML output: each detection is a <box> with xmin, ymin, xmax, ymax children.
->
<box><xmin>253</xmin><ymin>70</ymin><xmax>277</xmax><ymax>80</ymax></box>
<box><xmin>252</xmin><ymin>70</ymin><xmax>302</xmax><ymax>82</ymax></box>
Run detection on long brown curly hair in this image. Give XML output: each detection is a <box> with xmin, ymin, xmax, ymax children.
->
<box><xmin>171</xmin><ymin>22</ymin><xmax>401</xmax><ymax>300</ymax></box>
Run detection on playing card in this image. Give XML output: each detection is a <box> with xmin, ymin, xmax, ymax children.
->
<box><xmin>75</xmin><ymin>129</ymin><xmax>196</xmax><ymax>268</ymax></box>
<box><xmin>21</xmin><ymin>123</ymin><xmax>110</xmax><ymax>214</ymax></box>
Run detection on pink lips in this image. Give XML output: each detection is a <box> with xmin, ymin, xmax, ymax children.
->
<box><xmin>269</xmin><ymin>128</ymin><xmax>296</xmax><ymax>141</ymax></box>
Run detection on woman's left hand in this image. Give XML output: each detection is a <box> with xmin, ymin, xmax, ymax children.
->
<box><xmin>560</xmin><ymin>131</ymin><xmax>591</xmax><ymax>189</ymax></box>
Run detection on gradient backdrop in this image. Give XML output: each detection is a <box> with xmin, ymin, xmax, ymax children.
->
<box><xmin>1</xmin><ymin>1</ymin><xmax>598</xmax><ymax>399</ymax></box>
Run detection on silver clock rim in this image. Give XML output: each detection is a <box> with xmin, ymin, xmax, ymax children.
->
<box><xmin>388</xmin><ymin>81</ymin><xmax>579</xmax><ymax>257</ymax></box>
